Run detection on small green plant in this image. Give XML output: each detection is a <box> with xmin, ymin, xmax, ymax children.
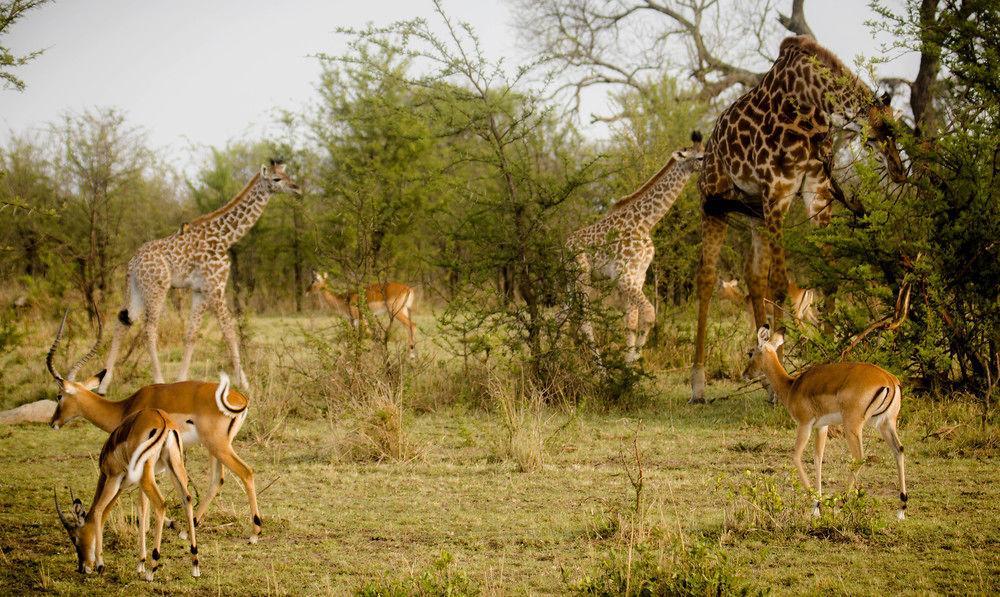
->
<box><xmin>573</xmin><ymin>534</ymin><xmax>761</xmax><ymax>596</ymax></box>
<box><xmin>357</xmin><ymin>550</ymin><xmax>479</xmax><ymax>596</ymax></box>
<box><xmin>808</xmin><ymin>489</ymin><xmax>888</xmax><ymax>542</ymax></box>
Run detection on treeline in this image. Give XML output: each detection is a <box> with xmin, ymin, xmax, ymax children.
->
<box><xmin>1</xmin><ymin>1</ymin><xmax>997</xmax><ymax>397</ymax></box>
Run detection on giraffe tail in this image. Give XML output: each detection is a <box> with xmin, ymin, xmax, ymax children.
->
<box><xmin>118</xmin><ymin>273</ymin><xmax>144</xmax><ymax>326</ymax></box>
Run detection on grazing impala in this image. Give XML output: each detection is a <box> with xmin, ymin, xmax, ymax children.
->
<box><xmin>307</xmin><ymin>271</ymin><xmax>417</xmax><ymax>357</ymax></box>
<box><xmin>47</xmin><ymin>313</ymin><xmax>263</xmax><ymax>544</ymax></box>
<box><xmin>54</xmin><ymin>409</ymin><xmax>198</xmax><ymax>580</ymax></box>
<box><xmin>743</xmin><ymin>325</ymin><xmax>908</xmax><ymax>520</ymax></box>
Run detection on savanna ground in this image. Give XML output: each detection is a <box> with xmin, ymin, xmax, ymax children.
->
<box><xmin>0</xmin><ymin>308</ymin><xmax>997</xmax><ymax>595</ymax></box>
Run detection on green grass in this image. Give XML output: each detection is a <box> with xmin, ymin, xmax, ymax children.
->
<box><xmin>0</xmin><ymin>311</ymin><xmax>997</xmax><ymax>594</ymax></box>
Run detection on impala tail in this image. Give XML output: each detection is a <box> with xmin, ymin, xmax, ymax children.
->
<box><xmin>214</xmin><ymin>372</ymin><xmax>247</xmax><ymax>417</ymax></box>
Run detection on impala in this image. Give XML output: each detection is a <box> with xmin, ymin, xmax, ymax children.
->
<box><xmin>47</xmin><ymin>312</ymin><xmax>263</xmax><ymax>544</ymax></box>
<box><xmin>307</xmin><ymin>271</ymin><xmax>417</xmax><ymax>357</ymax></box>
<box><xmin>743</xmin><ymin>325</ymin><xmax>908</xmax><ymax>519</ymax></box>
<box><xmin>54</xmin><ymin>408</ymin><xmax>198</xmax><ymax>580</ymax></box>
<box><xmin>720</xmin><ymin>278</ymin><xmax>819</xmax><ymax>325</ymax></box>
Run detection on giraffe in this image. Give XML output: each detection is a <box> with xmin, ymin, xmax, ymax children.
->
<box><xmin>567</xmin><ymin>131</ymin><xmax>704</xmax><ymax>363</ymax></box>
<box><xmin>690</xmin><ymin>35</ymin><xmax>906</xmax><ymax>403</ymax></box>
<box><xmin>97</xmin><ymin>160</ymin><xmax>301</xmax><ymax>394</ymax></box>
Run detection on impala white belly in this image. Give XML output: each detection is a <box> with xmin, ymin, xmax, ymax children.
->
<box><xmin>814</xmin><ymin>412</ymin><xmax>843</xmax><ymax>428</ymax></box>
<box><xmin>179</xmin><ymin>426</ymin><xmax>200</xmax><ymax>446</ymax></box>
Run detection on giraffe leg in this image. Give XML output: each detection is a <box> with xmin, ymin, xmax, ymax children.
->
<box><xmin>143</xmin><ymin>290</ymin><xmax>169</xmax><ymax>385</ymax></box>
<box><xmin>635</xmin><ymin>293</ymin><xmax>655</xmax><ymax>351</ymax></box>
<box><xmin>691</xmin><ymin>215</ymin><xmax>728</xmax><ymax>403</ymax></box>
<box><xmin>746</xmin><ymin>227</ymin><xmax>771</xmax><ymax>330</ymax></box>
<box><xmin>746</xmin><ymin>228</ymin><xmax>778</xmax><ymax>404</ymax></box>
<box><xmin>176</xmin><ymin>291</ymin><xmax>208</xmax><ymax>382</ymax></box>
<box><xmin>99</xmin><ymin>272</ymin><xmax>144</xmax><ymax>394</ymax></box>
<box><xmin>209</xmin><ymin>288</ymin><xmax>248</xmax><ymax>387</ymax></box>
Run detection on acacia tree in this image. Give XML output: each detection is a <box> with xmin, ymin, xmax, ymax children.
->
<box><xmin>510</xmin><ymin>0</ymin><xmax>815</xmax><ymax>116</ymax></box>
<box><xmin>50</xmin><ymin>109</ymin><xmax>167</xmax><ymax>320</ymax></box>
<box><xmin>0</xmin><ymin>0</ymin><xmax>50</xmax><ymax>92</ymax></box>
<box><xmin>335</xmin><ymin>2</ymin><xmax>605</xmax><ymax>385</ymax></box>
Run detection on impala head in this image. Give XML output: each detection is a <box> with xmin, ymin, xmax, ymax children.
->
<box><xmin>47</xmin><ymin>311</ymin><xmax>106</xmax><ymax>430</ymax></box>
<box><xmin>865</xmin><ymin>92</ymin><xmax>907</xmax><ymax>184</ymax></box>
<box><xmin>671</xmin><ymin>130</ymin><xmax>705</xmax><ymax>166</ymax></box>
<box><xmin>307</xmin><ymin>271</ymin><xmax>329</xmax><ymax>293</ymax></box>
<box><xmin>54</xmin><ymin>489</ymin><xmax>100</xmax><ymax>574</ymax></box>
<box><xmin>742</xmin><ymin>325</ymin><xmax>785</xmax><ymax>381</ymax></box>
<box><xmin>719</xmin><ymin>279</ymin><xmax>743</xmax><ymax>303</ymax></box>
<box><xmin>261</xmin><ymin>158</ymin><xmax>302</xmax><ymax>196</ymax></box>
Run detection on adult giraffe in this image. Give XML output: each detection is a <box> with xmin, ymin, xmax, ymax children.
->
<box><xmin>568</xmin><ymin>132</ymin><xmax>703</xmax><ymax>363</ymax></box>
<box><xmin>98</xmin><ymin>160</ymin><xmax>301</xmax><ymax>393</ymax></box>
<box><xmin>690</xmin><ymin>36</ymin><xmax>906</xmax><ymax>403</ymax></box>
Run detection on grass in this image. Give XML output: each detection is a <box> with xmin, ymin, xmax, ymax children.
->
<box><xmin>0</xmin><ymin>309</ymin><xmax>998</xmax><ymax>594</ymax></box>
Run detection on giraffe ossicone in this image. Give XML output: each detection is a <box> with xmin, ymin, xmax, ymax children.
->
<box><xmin>567</xmin><ymin>131</ymin><xmax>704</xmax><ymax>363</ymax></box>
<box><xmin>97</xmin><ymin>160</ymin><xmax>302</xmax><ymax>394</ymax></box>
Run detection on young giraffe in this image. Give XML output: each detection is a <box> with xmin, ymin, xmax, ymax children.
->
<box><xmin>567</xmin><ymin>132</ymin><xmax>703</xmax><ymax>362</ymax></box>
<box><xmin>690</xmin><ymin>36</ymin><xmax>907</xmax><ymax>403</ymax></box>
<box><xmin>99</xmin><ymin>160</ymin><xmax>301</xmax><ymax>393</ymax></box>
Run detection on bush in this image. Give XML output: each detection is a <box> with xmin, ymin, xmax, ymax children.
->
<box><xmin>357</xmin><ymin>551</ymin><xmax>479</xmax><ymax>597</ymax></box>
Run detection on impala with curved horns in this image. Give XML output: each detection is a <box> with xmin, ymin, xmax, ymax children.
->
<box><xmin>52</xmin><ymin>403</ymin><xmax>199</xmax><ymax>578</ymax></box>
<box><xmin>743</xmin><ymin>325</ymin><xmax>908</xmax><ymax>520</ymax></box>
<box><xmin>307</xmin><ymin>271</ymin><xmax>417</xmax><ymax>357</ymax></box>
<box><xmin>47</xmin><ymin>311</ymin><xmax>263</xmax><ymax>544</ymax></box>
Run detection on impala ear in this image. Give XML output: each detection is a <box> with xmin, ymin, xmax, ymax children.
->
<box><xmin>723</xmin><ymin>279</ymin><xmax>737</xmax><ymax>288</ymax></box>
<box><xmin>757</xmin><ymin>325</ymin><xmax>770</xmax><ymax>346</ymax></box>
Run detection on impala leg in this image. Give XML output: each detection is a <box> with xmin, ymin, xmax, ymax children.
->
<box><xmin>792</xmin><ymin>424</ymin><xmax>813</xmax><ymax>493</ymax></box>
<box><xmin>813</xmin><ymin>425</ymin><xmax>829</xmax><ymax>516</ymax></box>
<box><xmin>879</xmin><ymin>418</ymin><xmax>908</xmax><ymax>520</ymax></box>
<box><xmin>99</xmin><ymin>318</ymin><xmax>129</xmax><ymax>394</ymax></box>
<box><xmin>88</xmin><ymin>474</ymin><xmax>123</xmax><ymax>575</ymax></box>
<box><xmin>137</xmin><ymin>491</ymin><xmax>149</xmax><ymax>575</ymax></box>
<box><xmin>213</xmin><ymin>445</ymin><xmax>261</xmax><ymax>544</ymax></box>
<box><xmin>395</xmin><ymin>309</ymin><xmax>417</xmax><ymax>358</ymax></box>
<box><xmin>193</xmin><ymin>456</ymin><xmax>224</xmax><ymax>529</ymax></box>
<box><xmin>165</xmin><ymin>441</ymin><xmax>199</xmax><ymax>577</ymax></box>
<box><xmin>845</xmin><ymin>426</ymin><xmax>866</xmax><ymax>493</ymax></box>
<box><xmin>139</xmin><ymin>465</ymin><xmax>167</xmax><ymax>581</ymax></box>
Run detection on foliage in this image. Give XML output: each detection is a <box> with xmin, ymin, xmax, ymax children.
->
<box><xmin>0</xmin><ymin>0</ymin><xmax>50</xmax><ymax>91</ymax></box>
<box><xmin>357</xmin><ymin>551</ymin><xmax>479</xmax><ymax>597</ymax></box>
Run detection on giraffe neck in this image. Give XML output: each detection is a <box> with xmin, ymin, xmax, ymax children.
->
<box><xmin>622</xmin><ymin>161</ymin><xmax>698</xmax><ymax>234</ymax></box>
<box><xmin>195</xmin><ymin>174</ymin><xmax>273</xmax><ymax>249</ymax></box>
<box><xmin>783</xmin><ymin>46</ymin><xmax>874</xmax><ymax>120</ymax></box>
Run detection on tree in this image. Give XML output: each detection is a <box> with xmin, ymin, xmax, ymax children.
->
<box><xmin>510</xmin><ymin>0</ymin><xmax>816</xmax><ymax>116</ymax></box>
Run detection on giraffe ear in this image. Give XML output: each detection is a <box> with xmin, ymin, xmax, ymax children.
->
<box><xmin>260</xmin><ymin>164</ymin><xmax>268</xmax><ymax>177</ymax></box>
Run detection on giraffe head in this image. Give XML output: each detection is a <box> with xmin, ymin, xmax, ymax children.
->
<box><xmin>671</xmin><ymin>131</ymin><xmax>704</xmax><ymax>167</ymax></box>
<box><xmin>864</xmin><ymin>92</ymin><xmax>907</xmax><ymax>183</ymax></box>
<box><xmin>261</xmin><ymin>159</ymin><xmax>302</xmax><ymax>196</ymax></box>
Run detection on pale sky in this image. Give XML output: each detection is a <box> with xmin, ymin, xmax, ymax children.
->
<box><xmin>0</xmin><ymin>0</ymin><xmax>917</xmax><ymax>170</ymax></box>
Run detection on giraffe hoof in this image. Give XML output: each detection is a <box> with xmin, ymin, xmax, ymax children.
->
<box><xmin>192</xmin><ymin>564</ymin><xmax>201</xmax><ymax>578</ymax></box>
<box><xmin>144</xmin><ymin>570</ymin><xmax>155</xmax><ymax>582</ymax></box>
<box><xmin>248</xmin><ymin>534</ymin><xmax>259</xmax><ymax>545</ymax></box>
<box><xmin>896</xmin><ymin>509</ymin><xmax>906</xmax><ymax>521</ymax></box>
<box><xmin>137</xmin><ymin>562</ymin><xmax>146</xmax><ymax>574</ymax></box>
<box><xmin>178</xmin><ymin>529</ymin><xmax>189</xmax><ymax>540</ymax></box>
<box><xmin>812</xmin><ymin>504</ymin><xmax>821</xmax><ymax>518</ymax></box>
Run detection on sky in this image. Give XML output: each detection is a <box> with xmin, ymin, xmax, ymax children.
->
<box><xmin>0</xmin><ymin>0</ymin><xmax>918</xmax><ymax>171</ymax></box>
